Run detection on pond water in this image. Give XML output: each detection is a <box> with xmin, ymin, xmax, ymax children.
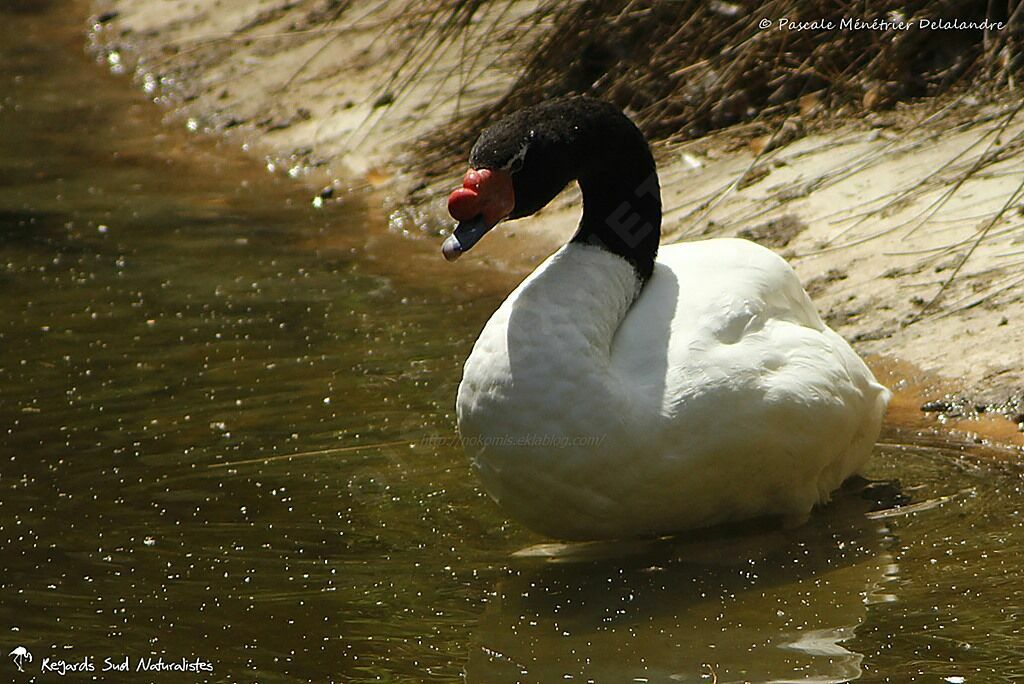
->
<box><xmin>3</xmin><ymin>5</ymin><xmax>1024</xmax><ymax>683</ymax></box>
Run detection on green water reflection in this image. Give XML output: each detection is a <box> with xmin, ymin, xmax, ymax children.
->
<box><xmin>2</xmin><ymin>5</ymin><xmax>1024</xmax><ymax>683</ymax></box>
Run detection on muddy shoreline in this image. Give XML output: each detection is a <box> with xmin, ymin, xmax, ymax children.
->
<box><xmin>87</xmin><ymin>1</ymin><xmax>1024</xmax><ymax>434</ymax></box>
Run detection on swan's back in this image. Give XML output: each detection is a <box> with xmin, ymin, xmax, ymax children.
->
<box><xmin>611</xmin><ymin>238</ymin><xmax>890</xmax><ymax>525</ymax></box>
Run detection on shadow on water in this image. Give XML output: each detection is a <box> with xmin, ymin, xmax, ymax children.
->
<box><xmin>471</xmin><ymin>491</ymin><xmax>898</xmax><ymax>683</ymax></box>
<box><xmin>2</xmin><ymin>3</ymin><xmax>1024</xmax><ymax>684</ymax></box>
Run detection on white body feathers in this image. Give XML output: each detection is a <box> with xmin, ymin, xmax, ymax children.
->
<box><xmin>456</xmin><ymin>239</ymin><xmax>890</xmax><ymax>539</ymax></box>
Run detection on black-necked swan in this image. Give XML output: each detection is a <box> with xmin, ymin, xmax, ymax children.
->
<box><xmin>441</xmin><ymin>96</ymin><xmax>890</xmax><ymax>540</ymax></box>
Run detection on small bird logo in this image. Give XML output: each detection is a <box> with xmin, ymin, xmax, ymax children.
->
<box><xmin>9</xmin><ymin>646</ymin><xmax>32</xmax><ymax>672</ymax></box>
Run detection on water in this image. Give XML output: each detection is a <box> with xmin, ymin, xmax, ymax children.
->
<box><xmin>2</xmin><ymin>5</ymin><xmax>1024</xmax><ymax>683</ymax></box>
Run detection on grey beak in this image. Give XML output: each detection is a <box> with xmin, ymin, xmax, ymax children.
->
<box><xmin>442</xmin><ymin>216</ymin><xmax>492</xmax><ymax>261</ymax></box>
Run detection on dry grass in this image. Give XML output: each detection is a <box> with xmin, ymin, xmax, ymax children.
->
<box><xmin>410</xmin><ymin>0</ymin><xmax>1022</xmax><ymax>172</ymax></box>
<box><xmin>123</xmin><ymin>0</ymin><xmax>1023</xmax><ymax>173</ymax></box>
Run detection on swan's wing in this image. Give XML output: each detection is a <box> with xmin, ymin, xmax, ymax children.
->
<box><xmin>611</xmin><ymin>238</ymin><xmax>826</xmax><ymax>388</ymax></box>
<box><xmin>610</xmin><ymin>238</ymin><xmax>889</xmax><ymax>495</ymax></box>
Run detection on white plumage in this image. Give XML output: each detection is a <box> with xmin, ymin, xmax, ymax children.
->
<box><xmin>456</xmin><ymin>238</ymin><xmax>890</xmax><ymax>540</ymax></box>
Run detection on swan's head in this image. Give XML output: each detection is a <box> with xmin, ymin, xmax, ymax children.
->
<box><xmin>442</xmin><ymin>100</ymin><xmax>586</xmax><ymax>261</ymax></box>
<box><xmin>442</xmin><ymin>97</ymin><xmax>658</xmax><ymax>270</ymax></box>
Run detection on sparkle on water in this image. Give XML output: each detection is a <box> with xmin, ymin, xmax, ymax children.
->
<box><xmin>2</xmin><ymin>4</ymin><xmax>1024</xmax><ymax>683</ymax></box>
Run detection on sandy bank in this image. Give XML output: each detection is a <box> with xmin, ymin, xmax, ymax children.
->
<box><xmin>88</xmin><ymin>0</ymin><xmax>542</xmax><ymax>183</ymax></box>
<box><xmin>89</xmin><ymin>1</ymin><xmax>1024</xmax><ymax>431</ymax></box>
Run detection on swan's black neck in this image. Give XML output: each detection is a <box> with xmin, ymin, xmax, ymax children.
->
<box><xmin>470</xmin><ymin>97</ymin><xmax>662</xmax><ymax>283</ymax></box>
<box><xmin>573</xmin><ymin>147</ymin><xmax>661</xmax><ymax>284</ymax></box>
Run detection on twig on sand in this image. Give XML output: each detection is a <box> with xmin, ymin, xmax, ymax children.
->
<box><xmin>909</xmin><ymin>171</ymin><xmax>1024</xmax><ymax>324</ymax></box>
<box><xmin>901</xmin><ymin>101</ymin><xmax>1024</xmax><ymax>241</ymax></box>
<box><xmin>675</xmin><ymin>115</ymin><xmax>796</xmax><ymax>238</ymax></box>
<box><xmin>276</xmin><ymin>0</ymin><xmax>353</xmax><ymax>93</ymax></box>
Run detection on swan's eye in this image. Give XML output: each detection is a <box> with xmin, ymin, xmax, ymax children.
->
<box><xmin>504</xmin><ymin>142</ymin><xmax>529</xmax><ymax>174</ymax></box>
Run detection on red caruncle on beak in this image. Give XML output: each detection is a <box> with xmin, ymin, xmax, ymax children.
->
<box><xmin>447</xmin><ymin>168</ymin><xmax>514</xmax><ymax>227</ymax></box>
